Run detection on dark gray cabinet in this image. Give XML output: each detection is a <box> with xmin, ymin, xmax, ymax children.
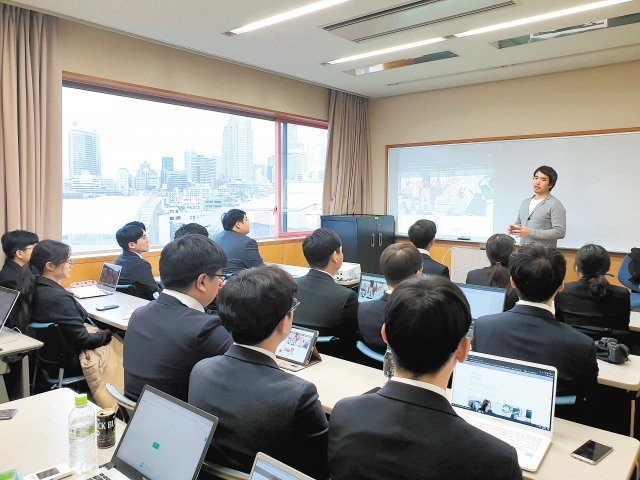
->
<box><xmin>320</xmin><ymin>215</ymin><xmax>395</xmax><ymax>274</ymax></box>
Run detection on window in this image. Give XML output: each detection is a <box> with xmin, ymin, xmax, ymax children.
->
<box><xmin>62</xmin><ymin>85</ymin><xmax>327</xmax><ymax>253</ymax></box>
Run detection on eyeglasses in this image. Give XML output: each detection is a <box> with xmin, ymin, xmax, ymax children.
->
<box><xmin>211</xmin><ymin>273</ymin><xmax>227</xmax><ymax>282</ymax></box>
<box><xmin>287</xmin><ymin>298</ymin><xmax>300</xmax><ymax>316</ymax></box>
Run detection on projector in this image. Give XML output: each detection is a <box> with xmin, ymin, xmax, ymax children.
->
<box><xmin>335</xmin><ymin>262</ymin><xmax>361</xmax><ymax>283</ymax></box>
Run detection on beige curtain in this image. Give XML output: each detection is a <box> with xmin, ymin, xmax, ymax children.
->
<box><xmin>0</xmin><ymin>4</ymin><xmax>61</xmax><ymax>241</ymax></box>
<box><xmin>323</xmin><ymin>90</ymin><xmax>372</xmax><ymax>215</ymax></box>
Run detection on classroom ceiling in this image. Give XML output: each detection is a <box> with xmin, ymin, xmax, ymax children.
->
<box><xmin>7</xmin><ymin>0</ymin><xmax>640</xmax><ymax>98</ymax></box>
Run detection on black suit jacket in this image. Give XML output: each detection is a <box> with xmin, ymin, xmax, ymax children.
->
<box><xmin>115</xmin><ymin>251</ymin><xmax>161</xmax><ymax>300</ymax></box>
<box><xmin>329</xmin><ymin>381</ymin><xmax>521</xmax><ymax>480</ymax></box>
<box><xmin>0</xmin><ymin>259</ymin><xmax>21</xmax><ymax>290</ymax></box>
<box><xmin>465</xmin><ymin>266</ymin><xmax>518</xmax><ymax>311</ymax></box>
<box><xmin>357</xmin><ymin>293</ymin><xmax>389</xmax><ymax>354</ymax></box>
<box><xmin>472</xmin><ymin>304</ymin><xmax>599</xmax><ymax>399</ymax></box>
<box><xmin>212</xmin><ymin>230</ymin><xmax>264</xmax><ymax>276</ymax></box>
<box><xmin>555</xmin><ymin>279</ymin><xmax>630</xmax><ymax>331</ymax></box>
<box><xmin>124</xmin><ymin>293</ymin><xmax>232</xmax><ymax>401</ymax></box>
<box><xmin>189</xmin><ymin>345</ymin><xmax>328</xmax><ymax>478</ymax></box>
<box><xmin>420</xmin><ymin>252</ymin><xmax>449</xmax><ymax>278</ymax></box>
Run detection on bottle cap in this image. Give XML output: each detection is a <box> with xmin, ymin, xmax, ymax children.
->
<box><xmin>75</xmin><ymin>393</ymin><xmax>88</xmax><ymax>407</ymax></box>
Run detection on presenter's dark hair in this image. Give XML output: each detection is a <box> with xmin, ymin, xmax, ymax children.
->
<box><xmin>124</xmin><ymin>221</ymin><xmax>146</xmax><ymax>231</ymax></box>
<box><xmin>408</xmin><ymin>219</ymin><xmax>437</xmax><ymax>249</ymax></box>
<box><xmin>509</xmin><ymin>244</ymin><xmax>566</xmax><ymax>302</ymax></box>
<box><xmin>221</xmin><ymin>209</ymin><xmax>246</xmax><ymax>231</ymax></box>
<box><xmin>380</xmin><ymin>243</ymin><xmax>423</xmax><ymax>287</ymax></box>
<box><xmin>116</xmin><ymin>225</ymin><xmax>145</xmax><ymax>252</ymax></box>
<box><xmin>533</xmin><ymin>165</ymin><xmax>558</xmax><ymax>190</ymax></box>
<box><xmin>1</xmin><ymin>230</ymin><xmax>39</xmax><ymax>259</ymax></box>
<box><xmin>159</xmin><ymin>234</ymin><xmax>226</xmax><ymax>291</ymax></box>
<box><xmin>217</xmin><ymin>265</ymin><xmax>297</xmax><ymax>345</ymax></box>
<box><xmin>385</xmin><ymin>276</ymin><xmax>471</xmax><ymax>376</ymax></box>
<box><xmin>575</xmin><ymin>244</ymin><xmax>610</xmax><ymax>298</ymax></box>
<box><xmin>302</xmin><ymin>228</ymin><xmax>342</xmax><ymax>269</ymax></box>
<box><xmin>485</xmin><ymin>234</ymin><xmax>516</xmax><ymax>290</ymax></box>
<box><xmin>174</xmin><ymin>223</ymin><xmax>209</xmax><ymax>240</ymax></box>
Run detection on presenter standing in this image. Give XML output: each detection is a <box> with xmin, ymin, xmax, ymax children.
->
<box><xmin>508</xmin><ymin>165</ymin><xmax>566</xmax><ymax>247</ymax></box>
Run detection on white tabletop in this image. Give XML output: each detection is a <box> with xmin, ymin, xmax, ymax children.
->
<box><xmin>597</xmin><ymin>355</ymin><xmax>640</xmax><ymax>391</ymax></box>
<box><xmin>630</xmin><ymin>311</ymin><xmax>640</xmax><ymax>332</ymax></box>
<box><xmin>77</xmin><ymin>292</ymin><xmax>149</xmax><ymax>330</ymax></box>
<box><xmin>0</xmin><ymin>329</ymin><xmax>43</xmax><ymax>357</ymax></box>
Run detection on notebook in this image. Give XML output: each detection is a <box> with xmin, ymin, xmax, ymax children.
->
<box><xmin>275</xmin><ymin>326</ymin><xmax>321</xmax><ymax>372</ymax></box>
<box><xmin>249</xmin><ymin>452</ymin><xmax>314</xmax><ymax>480</ymax></box>
<box><xmin>451</xmin><ymin>352</ymin><xmax>557</xmax><ymax>472</ymax></box>
<box><xmin>0</xmin><ymin>286</ymin><xmax>20</xmax><ymax>341</ymax></box>
<box><xmin>457</xmin><ymin>284</ymin><xmax>506</xmax><ymax>339</ymax></box>
<box><xmin>89</xmin><ymin>385</ymin><xmax>218</xmax><ymax>480</ymax></box>
<box><xmin>71</xmin><ymin>263</ymin><xmax>121</xmax><ymax>299</ymax></box>
<box><xmin>358</xmin><ymin>273</ymin><xmax>387</xmax><ymax>303</ymax></box>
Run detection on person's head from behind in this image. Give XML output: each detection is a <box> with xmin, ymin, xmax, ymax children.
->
<box><xmin>116</xmin><ymin>224</ymin><xmax>149</xmax><ymax>253</ymax></box>
<box><xmin>509</xmin><ymin>243</ymin><xmax>566</xmax><ymax>303</ymax></box>
<box><xmin>383</xmin><ymin>276</ymin><xmax>471</xmax><ymax>379</ymax></box>
<box><xmin>217</xmin><ymin>265</ymin><xmax>297</xmax><ymax>347</ymax></box>
<box><xmin>302</xmin><ymin>228</ymin><xmax>343</xmax><ymax>273</ymax></box>
<box><xmin>485</xmin><ymin>233</ymin><xmax>516</xmax><ymax>289</ymax></box>
<box><xmin>174</xmin><ymin>223</ymin><xmax>209</xmax><ymax>240</ymax></box>
<box><xmin>221</xmin><ymin>209</ymin><xmax>249</xmax><ymax>235</ymax></box>
<box><xmin>27</xmin><ymin>240</ymin><xmax>72</xmax><ymax>282</ymax></box>
<box><xmin>575</xmin><ymin>244</ymin><xmax>611</xmax><ymax>298</ymax></box>
<box><xmin>408</xmin><ymin>219</ymin><xmax>437</xmax><ymax>250</ymax></box>
<box><xmin>1</xmin><ymin>230</ymin><xmax>39</xmax><ymax>266</ymax></box>
<box><xmin>532</xmin><ymin>165</ymin><xmax>558</xmax><ymax>195</ymax></box>
<box><xmin>160</xmin><ymin>234</ymin><xmax>227</xmax><ymax>306</ymax></box>
<box><xmin>380</xmin><ymin>243</ymin><xmax>423</xmax><ymax>289</ymax></box>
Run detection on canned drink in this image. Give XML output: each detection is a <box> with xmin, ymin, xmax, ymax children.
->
<box><xmin>97</xmin><ymin>408</ymin><xmax>116</xmax><ymax>448</ymax></box>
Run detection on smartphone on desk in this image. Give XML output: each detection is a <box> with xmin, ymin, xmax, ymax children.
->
<box><xmin>0</xmin><ymin>408</ymin><xmax>17</xmax><ymax>420</ymax></box>
<box><xmin>571</xmin><ymin>440</ymin><xmax>613</xmax><ymax>465</ymax></box>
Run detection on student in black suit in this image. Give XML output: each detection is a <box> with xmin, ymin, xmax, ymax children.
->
<box><xmin>124</xmin><ymin>234</ymin><xmax>232</xmax><ymax>401</ymax></box>
<box><xmin>555</xmin><ymin>244</ymin><xmax>630</xmax><ymax>331</ymax></box>
<box><xmin>472</xmin><ymin>244</ymin><xmax>599</xmax><ymax>402</ymax></box>
<box><xmin>329</xmin><ymin>276</ymin><xmax>521</xmax><ymax>480</ymax></box>
<box><xmin>358</xmin><ymin>243</ymin><xmax>423</xmax><ymax>354</ymax></box>
<box><xmin>174</xmin><ymin>222</ymin><xmax>209</xmax><ymax>239</ymax></box>
<box><xmin>213</xmin><ymin>209</ymin><xmax>263</xmax><ymax>276</ymax></box>
<box><xmin>0</xmin><ymin>230</ymin><xmax>39</xmax><ymax>289</ymax></box>
<box><xmin>189</xmin><ymin>265</ymin><xmax>328</xmax><ymax>478</ymax></box>
<box><xmin>114</xmin><ymin>223</ymin><xmax>161</xmax><ymax>300</ymax></box>
<box><xmin>466</xmin><ymin>233</ymin><xmax>518</xmax><ymax>311</ymax></box>
<box><xmin>16</xmin><ymin>240</ymin><xmax>111</xmax><ymax>375</ymax></box>
<box><xmin>295</xmin><ymin>228</ymin><xmax>358</xmax><ymax>357</ymax></box>
<box><xmin>408</xmin><ymin>219</ymin><xmax>449</xmax><ymax>277</ymax></box>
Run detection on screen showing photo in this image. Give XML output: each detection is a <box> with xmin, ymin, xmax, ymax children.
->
<box><xmin>358</xmin><ymin>276</ymin><xmax>387</xmax><ymax>303</ymax></box>
<box><xmin>276</xmin><ymin>328</ymin><xmax>315</xmax><ymax>364</ymax></box>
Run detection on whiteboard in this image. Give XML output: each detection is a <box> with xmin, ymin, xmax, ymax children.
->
<box><xmin>387</xmin><ymin>131</ymin><xmax>640</xmax><ymax>252</ymax></box>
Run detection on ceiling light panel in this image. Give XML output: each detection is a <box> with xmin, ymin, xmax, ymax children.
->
<box><xmin>326</xmin><ymin>36</ymin><xmax>446</xmax><ymax>64</ymax></box>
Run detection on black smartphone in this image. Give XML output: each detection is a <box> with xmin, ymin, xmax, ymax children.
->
<box><xmin>571</xmin><ymin>440</ymin><xmax>613</xmax><ymax>465</ymax></box>
<box><xmin>96</xmin><ymin>304</ymin><xmax>119</xmax><ymax>311</ymax></box>
<box><xmin>0</xmin><ymin>408</ymin><xmax>18</xmax><ymax>420</ymax></box>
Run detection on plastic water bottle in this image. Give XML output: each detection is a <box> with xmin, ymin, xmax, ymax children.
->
<box><xmin>383</xmin><ymin>346</ymin><xmax>395</xmax><ymax>381</ymax></box>
<box><xmin>68</xmin><ymin>393</ymin><xmax>97</xmax><ymax>474</ymax></box>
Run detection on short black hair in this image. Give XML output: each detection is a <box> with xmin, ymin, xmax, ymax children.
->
<box><xmin>115</xmin><ymin>225</ymin><xmax>145</xmax><ymax>252</ymax></box>
<box><xmin>124</xmin><ymin>221</ymin><xmax>146</xmax><ymax>231</ymax></box>
<box><xmin>509</xmin><ymin>243</ymin><xmax>566</xmax><ymax>302</ymax></box>
<box><xmin>534</xmin><ymin>165</ymin><xmax>558</xmax><ymax>190</ymax></box>
<box><xmin>380</xmin><ymin>243</ymin><xmax>423</xmax><ymax>287</ymax></box>
<box><xmin>221</xmin><ymin>209</ymin><xmax>246</xmax><ymax>231</ymax></box>
<box><xmin>408</xmin><ymin>219</ymin><xmax>437</xmax><ymax>249</ymax></box>
<box><xmin>174</xmin><ymin>223</ymin><xmax>209</xmax><ymax>240</ymax></box>
<box><xmin>385</xmin><ymin>276</ymin><xmax>471</xmax><ymax>376</ymax></box>
<box><xmin>159</xmin><ymin>234</ymin><xmax>227</xmax><ymax>291</ymax></box>
<box><xmin>302</xmin><ymin>228</ymin><xmax>342</xmax><ymax>269</ymax></box>
<box><xmin>217</xmin><ymin>265</ymin><xmax>297</xmax><ymax>345</ymax></box>
<box><xmin>1</xmin><ymin>230</ymin><xmax>39</xmax><ymax>259</ymax></box>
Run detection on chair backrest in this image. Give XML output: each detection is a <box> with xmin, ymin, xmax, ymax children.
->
<box><xmin>106</xmin><ymin>382</ymin><xmax>136</xmax><ymax>417</ymax></box>
<box><xmin>28</xmin><ymin>322</ymin><xmax>74</xmax><ymax>366</ymax></box>
<box><xmin>356</xmin><ymin>341</ymin><xmax>384</xmax><ymax>363</ymax></box>
<box><xmin>618</xmin><ymin>255</ymin><xmax>639</xmax><ymax>292</ymax></box>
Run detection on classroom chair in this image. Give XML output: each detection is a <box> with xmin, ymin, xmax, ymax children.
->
<box><xmin>617</xmin><ymin>255</ymin><xmax>640</xmax><ymax>309</ymax></box>
<box><xmin>106</xmin><ymin>382</ymin><xmax>136</xmax><ymax>422</ymax></box>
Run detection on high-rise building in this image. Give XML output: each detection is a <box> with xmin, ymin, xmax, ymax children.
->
<box><xmin>135</xmin><ymin>161</ymin><xmax>159</xmax><ymax>191</ymax></box>
<box><xmin>69</xmin><ymin>129</ymin><xmax>101</xmax><ymax>178</ymax></box>
<box><xmin>161</xmin><ymin>156</ymin><xmax>174</xmax><ymax>186</ymax></box>
<box><xmin>115</xmin><ymin>168</ymin><xmax>132</xmax><ymax>193</ymax></box>
<box><xmin>221</xmin><ymin>116</ymin><xmax>253</xmax><ymax>182</ymax></box>
<box><xmin>184</xmin><ymin>150</ymin><xmax>216</xmax><ymax>185</ymax></box>
<box><xmin>284</xmin><ymin>124</ymin><xmax>307</xmax><ymax>182</ymax></box>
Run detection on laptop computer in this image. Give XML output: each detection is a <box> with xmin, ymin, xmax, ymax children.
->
<box><xmin>0</xmin><ymin>286</ymin><xmax>20</xmax><ymax>341</ymax></box>
<box><xmin>275</xmin><ymin>325</ymin><xmax>321</xmax><ymax>372</ymax></box>
<box><xmin>457</xmin><ymin>283</ymin><xmax>506</xmax><ymax>339</ymax></box>
<box><xmin>451</xmin><ymin>351</ymin><xmax>557</xmax><ymax>472</ymax></box>
<box><xmin>71</xmin><ymin>263</ymin><xmax>122</xmax><ymax>299</ymax></box>
<box><xmin>89</xmin><ymin>385</ymin><xmax>218</xmax><ymax>480</ymax></box>
<box><xmin>249</xmin><ymin>452</ymin><xmax>314</xmax><ymax>480</ymax></box>
<box><xmin>358</xmin><ymin>273</ymin><xmax>387</xmax><ymax>303</ymax></box>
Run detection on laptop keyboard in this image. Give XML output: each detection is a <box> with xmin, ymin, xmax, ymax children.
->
<box><xmin>480</xmin><ymin>423</ymin><xmax>543</xmax><ymax>455</ymax></box>
<box><xmin>88</xmin><ymin>474</ymin><xmax>113</xmax><ymax>480</ymax></box>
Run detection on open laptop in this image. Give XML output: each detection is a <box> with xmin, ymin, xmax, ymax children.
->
<box><xmin>71</xmin><ymin>263</ymin><xmax>121</xmax><ymax>299</ymax></box>
<box><xmin>0</xmin><ymin>286</ymin><xmax>20</xmax><ymax>341</ymax></box>
<box><xmin>275</xmin><ymin>326</ymin><xmax>321</xmax><ymax>372</ymax></box>
<box><xmin>451</xmin><ymin>351</ymin><xmax>557</xmax><ymax>472</ymax></box>
<box><xmin>457</xmin><ymin>283</ymin><xmax>506</xmax><ymax>339</ymax></box>
<box><xmin>358</xmin><ymin>273</ymin><xmax>387</xmax><ymax>303</ymax></box>
<box><xmin>249</xmin><ymin>452</ymin><xmax>314</xmax><ymax>480</ymax></box>
<box><xmin>90</xmin><ymin>385</ymin><xmax>218</xmax><ymax>480</ymax></box>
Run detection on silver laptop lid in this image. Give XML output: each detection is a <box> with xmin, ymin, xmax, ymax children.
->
<box><xmin>0</xmin><ymin>286</ymin><xmax>20</xmax><ymax>331</ymax></box>
<box><xmin>358</xmin><ymin>273</ymin><xmax>387</xmax><ymax>303</ymax></box>
<box><xmin>451</xmin><ymin>352</ymin><xmax>557</xmax><ymax>434</ymax></box>
<box><xmin>456</xmin><ymin>283</ymin><xmax>506</xmax><ymax>319</ymax></box>
<box><xmin>250</xmin><ymin>452</ymin><xmax>314</xmax><ymax>480</ymax></box>
<box><xmin>97</xmin><ymin>263</ymin><xmax>121</xmax><ymax>292</ymax></box>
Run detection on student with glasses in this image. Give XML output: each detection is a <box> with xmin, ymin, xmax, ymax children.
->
<box><xmin>0</xmin><ymin>229</ymin><xmax>39</xmax><ymax>289</ymax></box>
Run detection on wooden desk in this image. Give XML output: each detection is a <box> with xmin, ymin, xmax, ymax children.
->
<box><xmin>0</xmin><ymin>388</ymin><xmax>125</xmax><ymax>477</ymax></box>
<box><xmin>597</xmin><ymin>355</ymin><xmax>640</xmax><ymax>437</ymax></box>
<box><xmin>630</xmin><ymin>311</ymin><xmax>640</xmax><ymax>332</ymax></box>
<box><xmin>0</xmin><ymin>330</ymin><xmax>43</xmax><ymax>402</ymax></box>
<box><xmin>77</xmin><ymin>292</ymin><xmax>149</xmax><ymax>331</ymax></box>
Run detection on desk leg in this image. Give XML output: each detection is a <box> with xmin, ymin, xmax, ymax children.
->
<box><xmin>20</xmin><ymin>355</ymin><xmax>30</xmax><ymax>398</ymax></box>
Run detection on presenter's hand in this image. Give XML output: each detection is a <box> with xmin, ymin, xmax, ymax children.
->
<box><xmin>507</xmin><ymin>224</ymin><xmax>518</xmax><ymax>234</ymax></box>
<box><xmin>511</xmin><ymin>225</ymin><xmax>529</xmax><ymax>238</ymax></box>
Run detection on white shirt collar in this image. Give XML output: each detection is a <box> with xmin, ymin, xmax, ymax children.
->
<box><xmin>417</xmin><ymin>248</ymin><xmax>430</xmax><ymax>257</ymax></box>
<box><xmin>390</xmin><ymin>377</ymin><xmax>447</xmax><ymax>399</ymax></box>
<box><xmin>516</xmin><ymin>299</ymin><xmax>555</xmax><ymax>315</ymax></box>
<box><xmin>162</xmin><ymin>289</ymin><xmax>205</xmax><ymax>312</ymax></box>
<box><xmin>235</xmin><ymin>343</ymin><xmax>277</xmax><ymax>362</ymax></box>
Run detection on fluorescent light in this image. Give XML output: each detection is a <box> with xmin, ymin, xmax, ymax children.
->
<box><xmin>327</xmin><ymin>37</ymin><xmax>446</xmax><ymax>65</ymax></box>
<box><xmin>228</xmin><ymin>0</ymin><xmax>350</xmax><ymax>35</ymax></box>
<box><xmin>455</xmin><ymin>0</ymin><xmax>633</xmax><ymax>37</ymax></box>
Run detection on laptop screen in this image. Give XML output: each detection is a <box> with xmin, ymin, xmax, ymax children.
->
<box><xmin>276</xmin><ymin>326</ymin><xmax>317</xmax><ymax>364</ymax></box>
<box><xmin>0</xmin><ymin>286</ymin><xmax>20</xmax><ymax>331</ymax></box>
<box><xmin>457</xmin><ymin>284</ymin><xmax>506</xmax><ymax>319</ymax></box>
<box><xmin>250</xmin><ymin>453</ymin><xmax>313</xmax><ymax>480</ymax></box>
<box><xmin>98</xmin><ymin>263</ymin><xmax>121</xmax><ymax>290</ymax></box>
<box><xmin>115</xmin><ymin>387</ymin><xmax>217</xmax><ymax>479</ymax></box>
<box><xmin>358</xmin><ymin>274</ymin><xmax>387</xmax><ymax>303</ymax></box>
<box><xmin>451</xmin><ymin>352</ymin><xmax>556</xmax><ymax>432</ymax></box>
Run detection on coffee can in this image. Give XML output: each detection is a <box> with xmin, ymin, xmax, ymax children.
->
<box><xmin>97</xmin><ymin>408</ymin><xmax>116</xmax><ymax>448</ymax></box>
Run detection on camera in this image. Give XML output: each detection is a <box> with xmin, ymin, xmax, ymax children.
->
<box><xmin>595</xmin><ymin>337</ymin><xmax>629</xmax><ymax>364</ymax></box>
